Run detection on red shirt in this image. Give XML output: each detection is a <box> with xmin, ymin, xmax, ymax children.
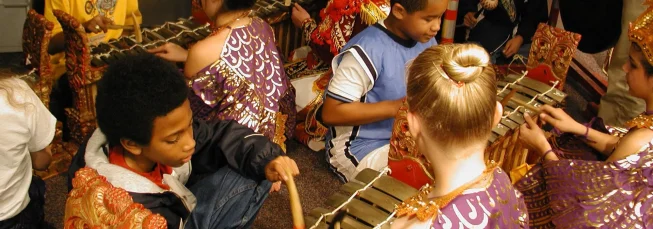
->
<box><xmin>108</xmin><ymin>146</ymin><xmax>173</xmax><ymax>190</ymax></box>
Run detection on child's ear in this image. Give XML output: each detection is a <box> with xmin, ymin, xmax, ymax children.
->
<box><xmin>391</xmin><ymin>3</ymin><xmax>407</xmax><ymax>20</ymax></box>
<box><xmin>120</xmin><ymin>138</ymin><xmax>143</xmax><ymax>156</ymax></box>
<box><xmin>492</xmin><ymin>101</ymin><xmax>503</xmax><ymax>127</ymax></box>
<box><xmin>406</xmin><ymin>111</ymin><xmax>421</xmax><ymax>139</ymax></box>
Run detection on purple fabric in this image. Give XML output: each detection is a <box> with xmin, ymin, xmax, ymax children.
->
<box><xmin>431</xmin><ymin>168</ymin><xmax>529</xmax><ymax>228</ymax></box>
<box><xmin>189</xmin><ymin>17</ymin><xmax>295</xmax><ymax>140</ymax></box>
<box><xmin>515</xmin><ymin>116</ymin><xmax>653</xmax><ymax>228</ymax></box>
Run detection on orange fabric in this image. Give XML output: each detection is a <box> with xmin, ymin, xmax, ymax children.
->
<box><xmin>108</xmin><ymin>146</ymin><xmax>173</xmax><ymax>190</ymax></box>
<box><xmin>388</xmin><ymin>158</ymin><xmax>432</xmax><ymax>189</ymax></box>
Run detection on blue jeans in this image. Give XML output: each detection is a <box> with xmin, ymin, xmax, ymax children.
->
<box><xmin>0</xmin><ymin>176</ymin><xmax>46</xmax><ymax>229</ymax></box>
<box><xmin>185</xmin><ymin>167</ymin><xmax>271</xmax><ymax>229</ymax></box>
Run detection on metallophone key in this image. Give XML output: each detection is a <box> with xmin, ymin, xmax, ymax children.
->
<box><xmin>306</xmin><ymin>169</ymin><xmax>416</xmax><ymax>229</ymax></box>
<box><xmin>89</xmin><ymin>18</ymin><xmax>212</xmax><ymax>67</ymax></box>
<box><xmin>504</xmin><ymin>74</ymin><xmax>566</xmax><ymax>103</ymax></box>
<box><xmin>490</xmin><ymin>77</ymin><xmax>565</xmax><ymax>144</ymax></box>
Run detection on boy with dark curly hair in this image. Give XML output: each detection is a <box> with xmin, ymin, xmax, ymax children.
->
<box><xmin>68</xmin><ymin>53</ymin><xmax>299</xmax><ymax>229</ymax></box>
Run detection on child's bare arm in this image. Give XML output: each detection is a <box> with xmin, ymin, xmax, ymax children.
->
<box><xmin>321</xmin><ymin>97</ymin><xmax>403</xmax><ymax>126</ymax></box>
<box><xmin>607</xmin><ymin>128</ymin><xmax>653</xmax><ymax>162</ymax></box>
<box><xmin>539</xmin><ymin>105</ymin><xmax>620</xmax><ymax>155</ymax></box>
<box><xmin>30</xmin><ymin>145</ymin><xmax>52</xmax><ymax>171</ymax></box>
<box><xmin>583</xmin><ymin>128</ymin><xmax>621</xmax><ymax>156</ymax></box>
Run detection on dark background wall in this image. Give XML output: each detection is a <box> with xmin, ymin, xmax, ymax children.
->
<box><xmin>138</xmin><ymin>0</ymin><xmax>192</xmax><ymax>27</ymax></box>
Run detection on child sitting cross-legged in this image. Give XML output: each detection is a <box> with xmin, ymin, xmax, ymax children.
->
<box><xmin>67</xmin><ymin>53</ymin><xmax>300</xmax><ymax>229</ymax></box>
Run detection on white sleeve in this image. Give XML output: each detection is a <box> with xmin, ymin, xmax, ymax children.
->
<box><xmin>326</xmin><ymin>50</ymin><xmax>375</xmax><ymax>103</ymax></box>
<box><xmin>21</xmin><ymin>81</ymin><xmax>57</xmax><ymax>152</ymax></box>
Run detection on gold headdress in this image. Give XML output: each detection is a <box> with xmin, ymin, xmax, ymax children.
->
<box><xmin>629</xmin><ymin>0</ymin><xmax>653</xmax><ymax>65</ymax></box>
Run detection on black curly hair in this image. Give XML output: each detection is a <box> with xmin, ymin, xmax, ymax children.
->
<box><xmin>95</xmin><ymin>53</ymin><xmax>189</xmax><ymax>146</ymax></box>
<box><xmin>391</xmin><ymin>0</ymin><xmax>432</xmax><ymax>13</ymax></box>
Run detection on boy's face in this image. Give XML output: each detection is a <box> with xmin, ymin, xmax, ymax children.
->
<box><xmin>138</xmin><ymin>100</ymin><xmax>196</xmax><ymax>168</ymax></box>
<box><xmin>398</xmin><ymin>0</ymin><xmax>448</xmax><ymax>43</ymax></box>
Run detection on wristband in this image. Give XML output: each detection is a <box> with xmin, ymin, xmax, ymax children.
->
<box><xmin>540</xmin><ymin>149</ymin><xmax>555</xmax><ymax>162</ymax></box>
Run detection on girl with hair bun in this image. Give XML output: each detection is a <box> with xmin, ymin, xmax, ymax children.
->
<box><xmin>391</xmin><ymin>43</ymin><xmax>528</xmax><ymax>228</ymax></box>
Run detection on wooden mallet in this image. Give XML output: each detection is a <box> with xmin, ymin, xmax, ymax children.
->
<box><xmin>131</xmin><ymin>11</ymin><xmax>142</xmax><ymax>43</ymax></box>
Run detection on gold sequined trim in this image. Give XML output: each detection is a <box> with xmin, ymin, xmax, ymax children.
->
<box><xmin>624</xmin><ymin>113</ymin><xmax>653</xmax><ymax>130</ymax></box>
<box><xmin>629</xmin><ymin>1</ymin><xmax>653</xmax><ymax>66</ymax></box>
<box><xmin>274</xmin><ymin>112</ymin><xmax>288</xmax><ymax>153</ymax></box>
<box><xmin>395</xmin><ymin>162</ymin><xmax>498</xmax><ymax>221</ymax></box>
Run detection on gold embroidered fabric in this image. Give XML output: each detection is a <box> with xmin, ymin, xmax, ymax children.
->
<box><xmin>625</xmin><ymin>113</ymin><xmax>653</xmax><ymax>130</ymax></box>
<box><xmin>515</xmin><ymin>113</ymin><xmax>653</xmax><ymax>228</ymax></box>
<box><xmin>65</xmin><ymin>168</ymin><xmax>167</xmax><ymax>228</ymax></box>
<box><xmin>396</xmin><ymin>163</ymin><xmax>529</xmax><ymax>228</ymax></box>
<box><xmin>190</xmin><ymin>17</ymin><xmax>294</xmax><ymax>148</ymax></box>
<box><xmin>629</xmin><ymin>0</ymin><xmax>653</xmax><ymax>66</ymax></box>
<box><xmin>395</xmin><ymin>163</ymin><xmax>496</xmax><ymax>221</ymax></box>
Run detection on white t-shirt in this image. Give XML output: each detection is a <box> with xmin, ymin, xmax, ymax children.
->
<box><xmin>0</xmin><ymin>77</ymin><xmax>56</xmax><ymax>220</ymax></box>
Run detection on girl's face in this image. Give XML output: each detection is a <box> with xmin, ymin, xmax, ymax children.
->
<box><xmin>623</xmin><ymin>45</ymin><xmax>653</xmax><ymax>99</ymax></box>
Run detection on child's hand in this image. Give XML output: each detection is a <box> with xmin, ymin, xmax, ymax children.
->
<box><xmin>502</xmin><ymin>35</ymin><xmax>523</xmax><ymax>57</ymax></box>
<box><xmin>148</xmin><ymin>43</ymin><xmax>189</xmax><ymax>62</ymax></box>
<box><xmin>464</xmin><ymin>12</ymin><xmax>477</xmax><ymax>28</ymax></box>
<box><xmin>519</xmin><ymin>113</ymin><xmax>551</xmax><ymax>155</ymax></box>
<box><xmin>83</xmin><ymin>15</ymin><xmax>114</xmax><ymax>33</ymax></box>
<box><xmin>264</xmin><ymin>156</ymin><xmax>300</xmax><ymax>182</ymax></box>
<box><xmin>539</xmin><ymin>105</ymin><xmax>585</xmax><ymax>135</ymax></box>
<box><xmin>270</xmin><ymin>181</ymin><xmax>282</xmax><ymax>193</ymax></box>
<box><xmin>291</xmin><ymin>3</ymin><xmax>311</xmax><ymax>28</ymax></box>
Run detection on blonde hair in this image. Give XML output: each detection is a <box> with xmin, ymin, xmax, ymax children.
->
<box><xmin>0</xmin><ymin>75</ymin><xmax>31</xmax><ymax>109</ymax></box>
<box><xmin>407</xmin><ymin>43</ymin><xmax>496</xmax><ymax>146</ymax></box>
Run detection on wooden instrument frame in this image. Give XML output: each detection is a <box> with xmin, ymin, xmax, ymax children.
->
<box><xmin>52</xmin><ymin>10</ymin><xmax>213</xmax><ymax>146</ymax></box>
<box><xmin>22</xmin><ymin>9</ymin><xmax>78</xmax><ymax>179</ymax></box>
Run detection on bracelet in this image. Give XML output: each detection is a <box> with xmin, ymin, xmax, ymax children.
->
<box><xmin>301</xmin><ymin>18</ymin><xmax>314</xmax><ymax>29</ymax></box>
<box><xmin>579</xmin><ymin>124</ymin><xmax>598</xmax><ymax>143</ymax></box>
<box><xmin>540</xmin><ymin>149</ymin><xmax>555</xmax><ymax>163</ymax></box>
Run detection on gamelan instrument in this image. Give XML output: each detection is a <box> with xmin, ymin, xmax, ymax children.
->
<box><xmin>305</xmin><ymin>168</ymin><xmax>417</xmax><ymax>229</ymax></box>
<box><xmin>89</xmin><ymin>17</ymin><xmax>211</xmax><ymax>68</ymax></box>
<box><xmin>52</xmin><ymin>9</ymin><xmax>213</xmax><ymax>145</ymax></box>
<box><xmin>387</xmin><ymin>68</ymin><xmax>568</xmax><ymax>189</ymax></box>
<box><xmin>305</xmin><ymin>75</ymin><xmax>567</xmax><ymax>228</ymax></box>
<box><xmin>488</xmin><ymin>71</ymin><xmax>567</xmax><ymax>174</ymax></box>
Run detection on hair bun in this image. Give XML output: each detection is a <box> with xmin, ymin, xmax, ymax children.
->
<box><xmin>441</xmin><ymin>44</ymin><xmax>490</xmax><ymax>83</ymax></box>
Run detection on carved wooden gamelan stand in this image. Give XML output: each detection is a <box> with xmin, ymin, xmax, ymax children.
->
<box><xmin>50</xmin><ymin>9</ymin><xmax>211</xmax><ymax>150</ymax></box>
<box><xmin>63</xmin><ymin>164</ymin><xmax>304</xmax><ymax>228</ymax></box>
<box><xmin>22</xmin><ymin>10</ymin><xmax>78</xmax><ymax>179</ymax></box>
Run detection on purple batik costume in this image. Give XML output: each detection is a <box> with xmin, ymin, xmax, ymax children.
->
<box><xmin>189</xmin><ymin>17</ymin><xmax>296</xmax><ymax>150</ymax></box>
<box><xmin>432</xmin><ymin>167</ymin><xmax>529</xmax><ymax>228</ymax></box>
<box><xmin>397</xmin><ymin>165</ymin><xmax>528</xmax><ymax>228</ymax></box>
<box><xmin>515</xmin><ymin>115</ymin><xmax>653</xmax><ymax>228</ymax></box>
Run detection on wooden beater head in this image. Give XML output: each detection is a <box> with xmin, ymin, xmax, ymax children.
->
<box><xmin>131</xmin><ymin>11</ymin><xmax>142</xmax><ymax>43</ymax></box>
